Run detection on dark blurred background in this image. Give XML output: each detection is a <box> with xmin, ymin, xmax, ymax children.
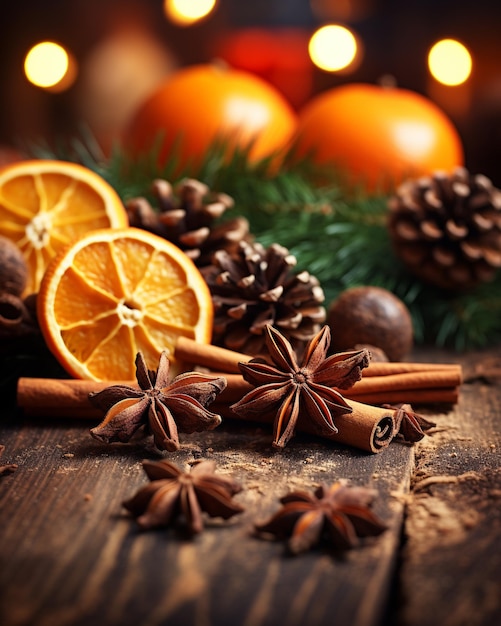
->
<box><xmin>1</xmin><ymin>0</ymin><xmax>500</xmax><ymax>184</ymax></box>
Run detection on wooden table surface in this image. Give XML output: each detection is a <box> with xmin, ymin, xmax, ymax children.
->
<box><xmin>0</xmin><ymin>347</ymin><xmax>500</xmax><ymax>626</ymax></box>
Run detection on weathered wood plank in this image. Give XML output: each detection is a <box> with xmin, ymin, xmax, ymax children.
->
<box><xmin>394</xmin><ymin>350</ymin><xmax>501</xmax><ymax>626</ymax></box>
<box><xmin>0</xmin><ymin>409</ymin><xmax>414</xmax><ymax>626</ymax></box>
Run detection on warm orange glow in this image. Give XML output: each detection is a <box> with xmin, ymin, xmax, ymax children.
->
<box><xmin>308</xmin><ymin>24</ymin><xmax>358</xmax><ymax>72</ymax></box>
<box><xmin>125</xmin><ymin>63</ymin><xmax>297</xmax><ymax>175</ymax></box>
<box><xmin>428</xmin><ymin>39</ymin><xmax>472</xmax><ymax>86</ymax></box>
<box><xmin>164</xmin><ymin>0</ymin><xmax>217</xmax><ymax>26</ymax></box>
<box><xmin>293</xmin><ymin>83</ymin><xmax>464</xmax><ymax>192</ymax></box>
<box><xmin>24</xmin><ymin>41</ymin><xmax>76</xmax><ymax>91</ymax></box>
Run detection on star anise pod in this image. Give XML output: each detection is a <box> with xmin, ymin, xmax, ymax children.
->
<box><xmin>231</xmin><ymin>324</ymin><xmax>370</xmax><ymax>448</ymax></box>
<box><xmin>255</xmin><ymin>480</ymin><xmax>387</xmax><ymax>554</ymax></box>
<box><xmin>384</xmin><ymin>403</ymin><xmax>436</xmax><ymax>442</ymax></box>
<box><xmin>89</xmin><ymin>351</ymin><xmax>226</xmax><ymax>452</ymax></box>
<box><xmin>123</xmin><ymin>459</ymin><xmax>244</xmax><ymax>534</ymax></box>
<box><xmin>0</xmin><ymin>444</ymin><xmax>17</xmax><ymax>476</ymax></box>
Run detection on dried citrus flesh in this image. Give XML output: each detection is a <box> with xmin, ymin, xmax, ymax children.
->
<box><xmin>37</xmin><ymin>228</ymin><xmax>213</xmax><ymax>381</ymax></box>
<box><xmin>0</xmin><ymin>160</ymin><xmax>128</xmax><ymax>294</ymax></box>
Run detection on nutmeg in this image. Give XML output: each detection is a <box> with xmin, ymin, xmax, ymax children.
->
<box><xmin>0</xmin><ymin>235</ymin><xmax>28</xmax><ymax>296</ymax></box>
<box><xmin>327</xmin><ymin>286</ymin><xmax>413</xmax><ymax>362</ymax></box>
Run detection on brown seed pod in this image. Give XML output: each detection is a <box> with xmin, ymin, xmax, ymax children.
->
<box><xmin>0</xmin><ymin>235</ymin><xmax>28</xmax><ymax>296</ymax></box>
<box><xmin>327</xmin><ymin>286</ymin><xmax>414</xmax><ymax>362</ymax></box>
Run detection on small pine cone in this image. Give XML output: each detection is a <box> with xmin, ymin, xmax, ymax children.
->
<box><xmin>202</xmin><ymin>241</ymin><xmax>326</xmax><ymax>357</ymax></box>
<box><xmin>126</xmin><ymin>178</ymin><xmax>249</xmax><ymax>267</ymax></box>
<box><xmin>388</xmin><ymin>167</ymin><xmax>501</xmax><ymax>290</ymax></box>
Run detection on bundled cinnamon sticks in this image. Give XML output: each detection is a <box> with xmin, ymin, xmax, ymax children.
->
<box><xmin>16</xmin><ymin>377</ymin><xmax>396</xmax><ymax>454</ymax></box>
<box><xmin>174</xmin><ymin>336</ymin><xmax>463</xmax><ymax>406</ymax></box>
<box><xmin>15</xmin><ymin>336</ymin><xmax>462</xmax><ymax>455</ymax></box>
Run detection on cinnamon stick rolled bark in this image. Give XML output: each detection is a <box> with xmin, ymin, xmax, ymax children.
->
<box><xmin>173</xmin><ymin>336</ymin><xmax>463</xmax><ymax>404</ymax></box>
<box><xmin>207</xmin><ymin>368</ymin><xmax>461</xmax><ymax>406</ymax></box>
<box><xmin>16</xmin><ymin>377</ymin><xmax>396</xmax><ymax>453</ymax></box>
<box><xmin>175</xmin><ymin>337</ymin><xmax>247</xmax><ymax>373</ymax></box>
<box><xmin>345</xmin><ymin>369</ymin><xmax>462</xmax><ymax>394</ymax></box>
<box><xmin>16</xmin><ymin>378</ymin><xmax>134</xmax><ymax>418</ymax></box>
<box><xmin>175</xmin><ymin>336</ymin><xmax>462</xmax><ymax>375</ymax></box>
<box><xmin>314</xmin><ymin>399</ymin><xmax>395</xmax><ymax>453</ymax></box>
<box><xmin>216</xmin><ymin>399</ymin><xmax>396</xmax><ymax>453</ymax></box>
<box><xmin>339</xmin><ymin>388</ymin><xmax>460</xmax><ymax>406</ymax></box>
<box><xmin>363</xmin><ymin>362</ymin><xmax>462</xmax><ymax>377</ymax></box>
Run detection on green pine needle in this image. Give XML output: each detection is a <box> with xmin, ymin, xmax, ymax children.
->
<box><xmin>26</xmin><ymin>130</ymin><xmax>501</xmax><ymax>352</ymax></box>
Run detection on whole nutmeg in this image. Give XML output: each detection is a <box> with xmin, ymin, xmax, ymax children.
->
<box><xmin>327</xmin><ymin>286</ymin><xmax>413</xmax><ymax>362</ymax></box>
<box><xmin>0</xmin><ymin>235</ymin><xmax>28</xmax><ymax>296</ymax></box>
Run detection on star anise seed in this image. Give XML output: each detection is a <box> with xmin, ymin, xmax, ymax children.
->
<box><xmin>255</xmin><ymin>480</ymin><xmax>387</xmax><ymax>554</ymax></box>
<box><xmin>384</xmin><ymin>403</ymin><xmax>437</xmax><ymax>442</ymax></box>
<box><xmin>89</xmin><ymin>351</ymin><xmax>226</xmax><ymax>452</ymax></box>
<box><xmin>123</xmin><ymin>459</ymin><xmax>244</xmax><ymax>534</ymax></box>
<box><xmin>231</xmin><ymin>324</ymin><xmax>370</xmax><ymax>448</ymax></box>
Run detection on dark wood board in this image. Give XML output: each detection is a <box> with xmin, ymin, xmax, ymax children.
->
<box><xmin>393</xmin><ymin>352</ymin><xmax>501</xmax><ymax>626</ymax></box>
<box><xmin>1</xmin><ymin>347</ymin><xmax>500</xmax><ymax>626</ymax></box>
<box><xmin>0</xmin><ymin>411</ymin><xmax>413</xmax><ymax>626</ymax></box>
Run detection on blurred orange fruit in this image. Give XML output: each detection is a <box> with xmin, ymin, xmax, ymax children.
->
<box><xmin>37</xmin><ymin>227</ymin><xmax>213</xmax><ymax>381</ymax></box>
<box><xmin>0</xmin><ymin>160</ymin><xmax>128</xmax><ymax>294</ymax></box>
<box><xmin>293</xmin><ymin>82</ymin><xmax>464</xmax><ymax>192</ymax></box>
<box><xmin>125</xmin><ymin>63</ymin><xmax>298</xmax><ymax>172</ymax></box>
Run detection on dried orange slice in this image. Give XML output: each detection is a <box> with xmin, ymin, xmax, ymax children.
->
<box><xmin>0</xmin><ymin>160</ymin><xmax>128</xmax><ymax>294</ymax></box>
<box><xmin>37</xmin><ymin>227</ymin><xmax>213</xmax><ymax>381</ymax></box>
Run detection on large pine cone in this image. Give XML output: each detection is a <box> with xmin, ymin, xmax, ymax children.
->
<box><xmin>126</xmin><ymin>178</ymin><xmax>250</xmax><ymax>267</ymax></box>
<box><xmin>203</xmin><ymin>241</ymin><xmax>326</xmax><ymax>357</ymax></box>
<box><xmin>388</xmin><ymin>167</ymin><xmax>501</xmax><ymax>290</ymax></box>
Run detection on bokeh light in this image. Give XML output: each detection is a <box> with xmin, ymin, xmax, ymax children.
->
<box><xmin>308</xmin><ymin>24</ymin><xmax>358</xmax><ymax>72</ymax></box>
<box><xmin>77</xmin><ymin>27</ymin><xmax>175</xmax><ymax>154</ymax></box>
<box><xmin>428</xmin><ymin>39</ymin><xmax>472</xmax><ymax>86</ymax></box>
<box><xmin>164</xmin><ymin>0</ymin><xmax>217</xmax><ymax>26</ymax></box>
<box><xmin>24</xmin><ymin>41</ymin><xmax>76</xmax><ymax>91</ymax></box>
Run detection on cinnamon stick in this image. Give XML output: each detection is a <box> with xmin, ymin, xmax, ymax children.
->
<box><xmin>345</xmin><ymin>369</ymin><xmax>462</xmax><ymax>394</ymax></box>
<box><xmin>207</xmin><ymin>367</ymin><xmax>461</xmax><ymax>406</ymax></box>
<box><xmin>174</xmin><ymin>337</ymin><xmax>462</xmax><ymax>406</ymax></box>
<box><xmin>363</xmin><ymin>361</ymin><xmax>462</xmax><ymax>378</ymax></box>
<box><xmin>216</xmin><ymin>399</ymin><xmax>396</xmax><ymax>453</ymax></box>
<box><xmin>16</xmin><ymin>378</ymin><xmax>134</xmax><ymax>419</ymax></box>
<box><xmin>175</xmin><ymin>336</ymin><xmax>246</xmax><ymax>374</ymax></box>
<box><xmin>174</xmin><ymin>337</ymin><xmax>462</xmax><ymax>384</ymax></box>
<box><xmin>16</xmin><ymin>377</ymin><xmax>396</xmax><ymax>453</ymax></box>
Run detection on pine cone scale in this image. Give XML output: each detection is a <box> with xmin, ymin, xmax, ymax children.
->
<box><xmin>179</xmin><ymin>227</ymin><xmax>210</xmax><ymax>247</ymax></box>
<box><xmin>388</xmin><ymin>167</ymin><xmax>501</xmax><ymax>290</ymax></box>
<box><xmin>126</xmin><ymin>178</ymin><xmax>247</xmax><ymax>268</ymax></box>
<box><xmin>460</xmin><ymin>241</ymin><xmax>482</xmax><ymax>261</ymax></box>
<box><xmin>204</xmin><ymin>241</ymin><xmax>326</xmax><ymax>358</ymax></box>
<box><xmin>483</xmin><ymin>249</ymin><xmax>501</xmax><ymax>266</ymax></box>
<box><xmin>259</xmin><ymin>286</ymin><xmax>284</xmax><ymax>302</ymax></box>
<box><xmin>445</xmin><ymin>220</ymin><xmax>468</xmax><ymax>239</ymax></box>
<box><xmin>432</xmin><ymin>246</ymin><xmax>455</xmax><ymax>266</ymax></box>
<box><xmin>420</xmin><ymin>220</ymin><xmax>442</xmax><ymax>240</ymax></box>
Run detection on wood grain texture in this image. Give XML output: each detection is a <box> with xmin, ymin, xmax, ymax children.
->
<box><xmin>2</xmin><ymin>347</ymin><xmax>500</xmax><ymax>626</ymax></box>
<box><xmin>393</xmin><ymin>356</ymin><xmax>501</xmax><ymax>626</ymax></box>
<box><xmin>0</xmin><ymin>413</ymin><xmax>413</xmax><ymax>626</ymax></box>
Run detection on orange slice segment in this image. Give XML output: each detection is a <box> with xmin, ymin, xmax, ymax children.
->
<box><xmin>37</xmin><ymin>227</ymin><xmax>213</xmax><ymax>381</ymax></box>
<box><xmin>0</xmin><ymin>159</ymin><xmax>128</xmax><ymax>294</ymax></box>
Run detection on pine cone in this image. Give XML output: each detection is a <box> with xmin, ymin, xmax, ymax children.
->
<box><xmin>388</xmin><ymin>167</ymin><xmax>501</xmax><ymax>290</ymax></box>
<box><xmin>203</xmin><ymin>241</ymin><xmax>326</xmax><ymax>357</ymax></box>
<box><xmin>126</xmin><ymin>178</ymin><xmax>250</xmax><ymax>267</ymax></box>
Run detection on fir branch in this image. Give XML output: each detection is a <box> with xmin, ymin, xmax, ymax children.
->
<box><xmin>23</xmin><ymin>130</ymin><xmax>501</xmax><ymax>351</ymax></box>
